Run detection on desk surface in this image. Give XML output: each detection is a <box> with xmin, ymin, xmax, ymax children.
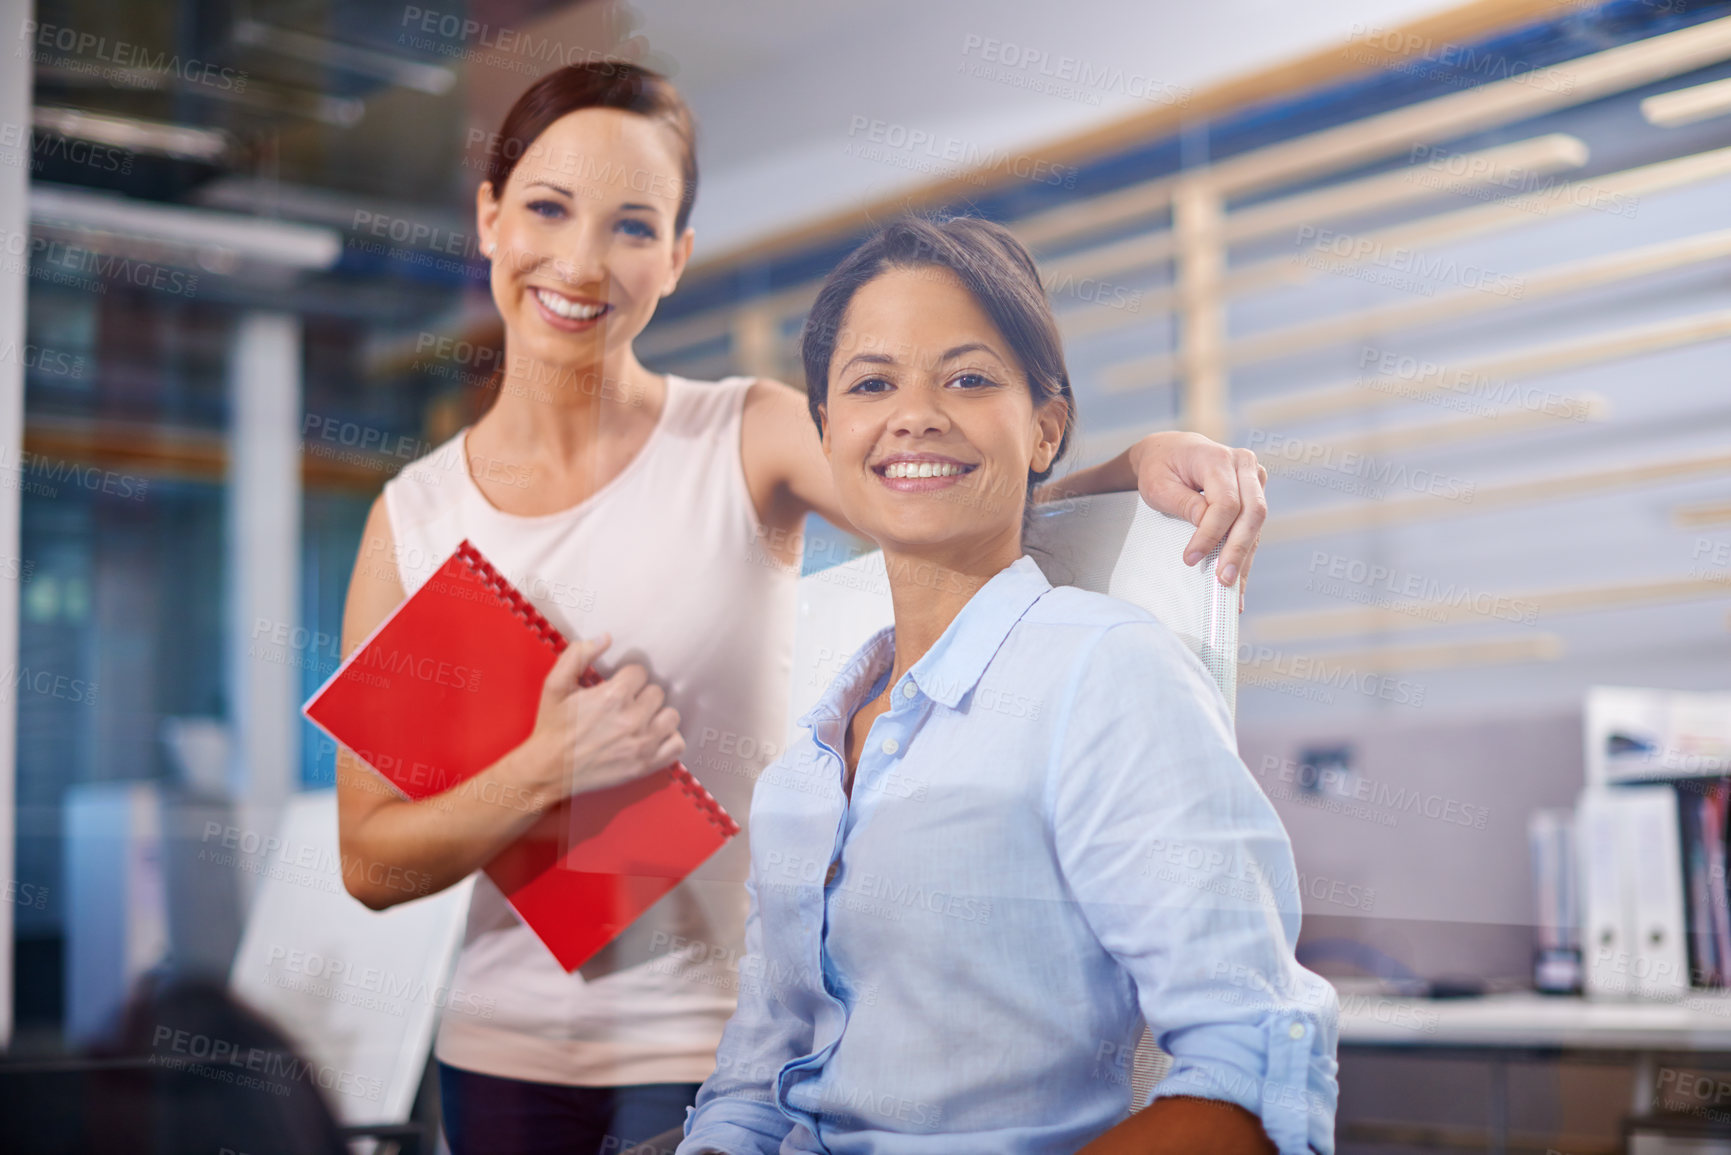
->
<box><xmin>1336</xmin><ymin>986</ymin><xmax>1731</xmax><ymax>1050</ymax></box>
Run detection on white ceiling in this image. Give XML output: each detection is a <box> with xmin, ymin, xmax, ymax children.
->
<box><xmin>511</xmin><ymin>0</ymin><xmax>1462</xmax><ymax>258</ymax></box>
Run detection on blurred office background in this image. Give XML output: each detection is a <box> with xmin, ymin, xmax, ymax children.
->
<box><xmin>2</xmin><ymin>0</ymin><xmax>1731</xmax><ymax>1151</ymax></box>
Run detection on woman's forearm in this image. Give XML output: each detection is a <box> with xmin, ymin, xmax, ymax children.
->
<box><xmin>1033</xmin><ymin>445</ymin><xmax>1138</xmax><ymax>503</ymax></box>
<box><xmin>338</xmin><ymin>737</ymin><xmax>558</xmax><ymax>909</ymax></box>
<box><xmin>1075</xmin><ymin>1096</ymin><xmax>1277</xmax><ymax>1155</ymax></box>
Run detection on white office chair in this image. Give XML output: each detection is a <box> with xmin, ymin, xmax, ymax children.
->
<box><xmin>227</xmin><ymin>790</ymin><xmax>475</xmax><ymax>1147</ymax></box>
<box><xmin>787</xmin><ymin>490</ymin><xmax>1240</xmax><ymax>1114</ymax></box>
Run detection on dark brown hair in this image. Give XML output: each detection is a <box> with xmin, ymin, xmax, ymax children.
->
<box><xmin>799</xmin><ymin>216</ymin><xmax>1074</xmax><ymax>488</ymax></box>
<box><xmin>484</xmin><ymin>61</ymin><xmax>698</xmax><ymax>234</ymax></box>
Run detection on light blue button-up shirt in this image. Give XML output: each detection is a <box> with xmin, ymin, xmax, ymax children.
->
<box><xmin>680</xmin><ymin>555</ymin><xmax>1339</xmax><ymax>1155</ymax></box>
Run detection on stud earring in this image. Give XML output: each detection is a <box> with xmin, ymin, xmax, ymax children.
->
<box><xmin>484</xmin><ymin>241</ymin><xmax>496</xmax><ymax>257</ymax></box>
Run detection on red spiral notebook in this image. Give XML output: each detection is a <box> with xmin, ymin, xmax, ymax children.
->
<box><xmin>303</xmin><ymin>539</ymin><xmax>739</xmax><ymax>971</ymax></box>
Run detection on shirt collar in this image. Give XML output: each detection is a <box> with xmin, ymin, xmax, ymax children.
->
<box><xmin>797</xmin><ymin>554</ymin><xmax>1052</xmax><ymax>729</ymax></box>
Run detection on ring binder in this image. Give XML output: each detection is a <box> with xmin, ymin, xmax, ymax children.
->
<box><xmin>456</xmin><ymin>539</ymin><xmax>567</xmax><ymax>656</ymax></box>
<box><xmin>304</xmin><ymin>539</ymin><xmax>742</xmax><ymax>971</ymax></box>
<box><xmin>670</xmin><ymin>764</ymin><xmax>743</xmax><ymax>839</ymax></box>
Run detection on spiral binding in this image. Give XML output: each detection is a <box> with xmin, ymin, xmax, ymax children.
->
<box><xmin>455</xmin><ymin>539</ymin><xmax>568</xmax><ymax>656</ymax></box>
<box><xmin>452</xmin><ymin>539</ymin><xmax>739</xmax><ymax>840</ymax></box>
<box><xmin>670</xmin><ymin>764</ymin><xmax>741</xmax><ymax>838</ymax></box>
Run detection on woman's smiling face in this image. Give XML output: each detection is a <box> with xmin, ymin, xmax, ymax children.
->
<box><xmin>819</xmin><ymin>265</ymin><xmax>1067</xmax><ymax>564</ymax></box>
<box><xmin>477</xmin><ymin>107</ymin><xmax>691</xmax><ymax>371</ymax></box>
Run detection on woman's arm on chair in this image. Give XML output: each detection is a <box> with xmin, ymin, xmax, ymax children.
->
<box><xmin>1049</xmin><ymin>620</ymin><xmax>1340</xmax><ymax>1155</ymax></box>
<box><xmin>1077</xmin><ymin>1095</ymin><xmax>1276</xmax><ymax>1155</ymax></box>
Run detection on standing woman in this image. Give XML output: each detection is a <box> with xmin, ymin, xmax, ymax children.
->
<box><xmin>335</xmin><ymin>62</ymin><xmax>1268</xmax><ymax>1155</ymax></box>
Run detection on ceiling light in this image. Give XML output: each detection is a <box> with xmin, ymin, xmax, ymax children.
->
<box><xmin>233</xmin><ymin>20</ymin><xmax>456</xmax><ymax>96</ymax></box>
<box><xmin>33</xmin><ymin>106</ymin><xmax>229</xmax><ymax>163</ymax></box>
<box><xmin>30</xmin><ymin>183</ymin><xmax>342</xmax><ymax>272</ymax></box>
<box><xmin>1642</xmin><ymin>76</ymin><xmax>1731</xmax><ymax>127</ymax></box>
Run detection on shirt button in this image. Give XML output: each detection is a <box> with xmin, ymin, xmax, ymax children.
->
<box><xmin>901</xmin><ymin>682</ymin><xmax>916</xmax><ymax>699</ymax></box>
<box><xmin>1288</xmin><ymin>1021</ymin><xmax>1306</xmax><ymax>1040</ymax></box>
<box><xmin>881</xmin><ymin>737</ymin><xmax>900</xmax><ymax>756</ymax></box>
<box><xmin>825</xmin><ymin>862</ymin><xmax>839</xmax><ymax>884</ymax></box>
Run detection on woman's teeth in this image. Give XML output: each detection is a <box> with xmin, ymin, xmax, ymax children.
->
<box><xmin>883</xmin><ymin>461</ymin><xmax>966</xmax><ymax>479</ymax></box>
<box><xmin>535</xmin><ymin>289</ymin><xmax>607</xmax><ymax>320</ymax></box>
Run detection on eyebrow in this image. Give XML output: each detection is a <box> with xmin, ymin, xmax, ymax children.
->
<box><xmin>838</xmin><ymin>351</ymin><xmax>895</xmax><ymax>376</ymax></box>
<box><xmin>939</xmin><ymin>342</ymin><xmax>997</xmax><ymax>362</ymax></box>
<box><xmin>837</xmin><ymin>342</ymin><xmax>1002</xmax><ymax>377</ymax></box>
<box><xmin>527</xmin><ymin>183</ymin><xmax>662</xmax><ymax>216</ymax></box>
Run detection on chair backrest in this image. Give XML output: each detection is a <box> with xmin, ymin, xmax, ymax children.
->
<box><xmin>787</xmin><ymin>491</ymin><xmax>1239</xmax><ymax>1115</ymax></box>
<box><xmin>227</xmin><ymin>790</ymin><xmax>474</xmax><ymax>1130</ymax></box>
<box><xmin>788</xmin><ymin>491</ymin><xmax>1238</xmax><ymax>727</ymax></box>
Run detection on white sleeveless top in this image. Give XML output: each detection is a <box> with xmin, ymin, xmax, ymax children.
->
<box><xmin>382</xmin><ymin>374</ymin><xmax>799</xmax><ymax>1086</ymax></box>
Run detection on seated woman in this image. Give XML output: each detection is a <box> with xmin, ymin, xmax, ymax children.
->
<box><xmin>676</xmin><ymin>217</ymin><xmax>1338</xmax><ymax>1155</ymax></box>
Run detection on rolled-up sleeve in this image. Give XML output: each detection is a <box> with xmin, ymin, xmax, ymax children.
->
<box><xmin>1047</xmin><ymin>621</ymin><xmax>1340</xmax><ymax>1155</ymax></box>
<box><xmin>677</xmin><ymin>875</ymin><xmax>808</xmax><ymax>1155</ymax></box>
